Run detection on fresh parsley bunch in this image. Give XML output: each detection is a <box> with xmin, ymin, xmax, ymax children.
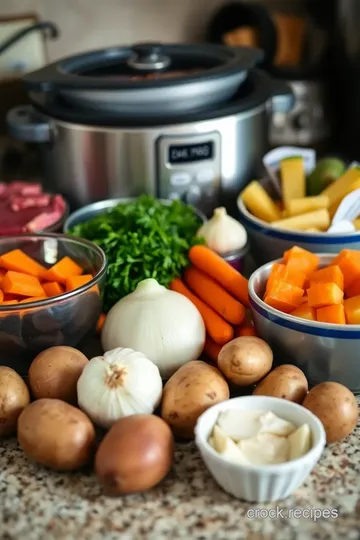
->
<box><xmin>70</xmin><ymin>195</ymin><xmax>203</xmax><ymax>312</ymax></box>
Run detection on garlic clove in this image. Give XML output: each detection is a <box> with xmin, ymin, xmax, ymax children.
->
<box><xmin>238</xmin><ymin>433</ymin><xmax>289</xmax><ymax>465</ymax></box>
<box><xmin>258</xmin><ymin>411</ymin><xmax>296</xmax><ymax>436</ymax></box>
<box><xmin>197</xmin><ymin>206</ymin><xmax>247</xmax><ymax>255</ymax></box>
<box><xmin>288</xmin><ymin>423</ymin><xmax>312</xmax><ymax>460</ymax></box>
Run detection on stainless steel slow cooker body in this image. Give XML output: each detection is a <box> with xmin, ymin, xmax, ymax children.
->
<box><xmin>7</xmin><ymin>43</ymin><xmax>294</xmax><ymax>215</ymax></box>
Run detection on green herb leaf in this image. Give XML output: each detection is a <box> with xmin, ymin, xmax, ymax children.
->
<box><xmin>70</xmin><ymin>195</ymin><xmax>203</xmax><ymax>311</ymax></box>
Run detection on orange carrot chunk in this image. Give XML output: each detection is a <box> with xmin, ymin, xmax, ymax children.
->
<box><xmin>308</xmin><ymin>265</ymin><xmax>344</xmax><ymax>291</ymax></box>
<box><xmin>96</xmin><ymin>312</ymin><xmax>106</xmax><ymax>334</ymax></box>
<box><xmin>0</xmin><ymin>268</ymin><xmax>6</xmax><ymax>285</ymax></box>
<box><xmin>0</xmin><ymin>290</ymin><xmax>4</xmax><ymax>303</ymax></box>
<box><xmin>1</xmin><ymin>300</ymin><xmax>18</xmax><ymax>305</ymax></box>
<box><xmin>236</xmin><ymin>322</ymin><xmax>257</xmax><ymax>337</ymax></box>
<box><xmin>169</xmin><ymin>277</ymin><xmax>234</xmax><ymax>345</ymax></box>
<box><xmin>316</xmin><ymin>304</ymin><xmax>346</xmax><ymax>324</ymax></box>
<box><xmin>264</xmin><ymin>280</ymin><xmax>304</xmax><ymax>313</ymax></box>
<box><xmin>19</xmin><ymin>296</ymin><xmax>47</xmax><ymax>303</ymax></box>
<box><xmin>307</xmin><ymin>282</ymin><xmax>344</xmax><ymax>308</ymax></box>
<box><xmin>184</xmin><ymin>266</ymin><xmax>246</xmax><ymax>325</ymax></box>
<box><xmin>284</xmin><ymin>246</ymin><xmax>319</xmax><ymax>275</ymax></box>
<box><xmin>2</xmin><ymin>271</ymin><xmax>46</xmax><ymax>298</ymax></box>
<box><xmin>266</xmin><ymin>263</ymin><xmax>306</xmax><ymax>293</ymax></box>
<box><xmin>0</xmin><ymin>249</ymin><xmax>47</xmax><ymax>279</ymax></box>
<box><xmin>203</xmin><ymin>336</ymin><xmax>222</xmax><ymax>364</ymax></box>
<box><xmin>45</xmin><ymin>256</ymin><xmax>83</xmax><ymax>284</ymax></box>
<box><xmin>345</xmin><ymin>279</ymin><xmax>360</xmax><ymax>298</ymax></box>
<box><xmin>344</xmin><ymin>295</ymin><xmax>360</xmax><ymax>324</ymax></box>
<box><xmin>331</xmin><ymin>250</ymin><xmax>360</xmax><ymax>289</ymax></box>
<box><xmin>42</xmin><ymin>281</ymin><xmax>64</xmax><ymax>297</ymax></box>
<box><xmin>65</xmin><ymin>274</ymin><xmax>95</xmax><ymax>292</ymax></box>
<box><xmin>188</xmin><ymin>245</ymin><xmax>249</xmax><ymax>307</ymax></box>
<box><xmin>291</xmin><ymin>303</ymin><xmax>316</xmax><ymax>321</ymax></box>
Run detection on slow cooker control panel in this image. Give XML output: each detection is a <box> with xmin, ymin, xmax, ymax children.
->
<box><xmin>156</xmin><ymin>132</ymin><xmax>221</xmax><ymax>215</ymax></box>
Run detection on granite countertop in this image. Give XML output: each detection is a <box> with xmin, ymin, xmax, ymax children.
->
<box><xmin>0</xmin><ymin>399</ymin><xmax>359</xmax><ymax>540</ymax></box>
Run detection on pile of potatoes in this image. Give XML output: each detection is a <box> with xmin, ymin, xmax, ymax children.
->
<box><xmin>0</xmin><ymin>336</ymin><xmax>358</xmax><ymax>498</ymax></box>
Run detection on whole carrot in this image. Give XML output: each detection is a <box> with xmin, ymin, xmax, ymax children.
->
<box><xmin>169</xmin><ymin>278</ymin><xmax>234</xmax><ymax>345</ymax></box>
<box><xmin>189</xmin><ymin>245</ymin><xmax>249</xmax><ymax>307</ymax></box>
<box><xmin>203</xmin><ymin>336</ymin><xmax>222</xmax><ymax>364</ymax></box>
<box><xmin>184</xmin><ymin>266</ymin><xmax>246</xmax><ymax>325</ymax></box>
<box><xmin>236</xmin><ymin>322</ymin><xmax>256</xmax><ymax>337</ymax></box>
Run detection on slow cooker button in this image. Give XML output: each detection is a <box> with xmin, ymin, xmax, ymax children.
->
<box><xmin>184</xmin><ymin>185</ymin><xmax>202</xmax><ymax>205</ymax></box>
<box><xmin>170</xmin><ymin>172</ymin><xmax>192</xmax><ymax>187</ymax></box>
<box><xmin>196</xmin><ymin>168</ymin><xmax>215</xmax><ymax>184</ymax></box>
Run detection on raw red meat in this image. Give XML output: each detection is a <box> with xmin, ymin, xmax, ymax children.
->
<box><xmin>0</xmin><ymin>182</ymin><xmax>66</xmax><ymax>235</ymax></box>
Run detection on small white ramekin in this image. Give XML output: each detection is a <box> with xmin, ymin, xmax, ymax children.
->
<box><xmin>194</xmin><ymin>395</ymin><xmax>326</xmax><ymax>503</ymax></box>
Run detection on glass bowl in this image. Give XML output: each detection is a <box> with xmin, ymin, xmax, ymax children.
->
<box><xmin>0</xmin><ymin>233</ymin><xmax>107</xmax><ymax>374</ymax></box>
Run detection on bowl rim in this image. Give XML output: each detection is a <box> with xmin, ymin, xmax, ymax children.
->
<box><xmin>237</xmin><ymin>197</ymin><xmax>360</xmax><ymax>244</ymax></box>
<box><xmin>0</xmin><ymin>233</ymin><xmax>107</xmax><ymax>311</ymax></box>
<box><xmin>39</xmin><ymin>198</ymin><xmax>70</xmax><ymax>234</ymax></box>
<box><xmin>248</xmin><ymin>253</ymin><xmax>360</xmax><ymax>336</ymax></box>
<box><xmin>63</xmin><ymin>196</ymin><xmax>207</xmax><ymax>233</ymax></box>
<box><xmin>194</xmin><ymin>395</ymin><xmax>326</xmax><ymax>474</ymax></box>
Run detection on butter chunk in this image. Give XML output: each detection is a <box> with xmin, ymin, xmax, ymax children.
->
<box><xmin>239</xmin><ymin>433</ymin><xmax>289</xmax><ymax>465</ymax></box>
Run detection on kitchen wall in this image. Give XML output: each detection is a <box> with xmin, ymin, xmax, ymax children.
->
<box><xmin>0</xmin><ymin>0</ymin><xmax>303</xmax><ymax>60</ymax></box>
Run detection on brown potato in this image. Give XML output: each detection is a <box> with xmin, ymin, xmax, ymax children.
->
<box><xmin>0</xmin><ymin>367</ymin><xmax>30</xmax><ymax>437</ymax></box>
<box><xmin>161</xmin><ymin>360</ymin><xmax>229</xmax><ymax>439</ymax></box>
<box><xmin>95</xmin><ymin>414</ymin><xmax>173</xmax><ymax>495</ymax></box>
<box><xmin>302</xmin><ymin>382</ymin><xmax>358</xmax><ymax>444</ymax></box>
<box><xmin>253</xmin><ymin>364</ymin><xmax>308</xmax><ymax>403</ymax></box>
<box><xmin>28</xmin><ymin>346</ymin><xmax>88</xmax><ymax>403</ymax></box>
<box><xmin>218</xmin><ymin>336</ymin><xmax>273</xmax><ymax>386</ymax></box>
<box><xmin>18</xmin><ymin>398</ymin><xmax>96</xmax><ymax>470</ymax></box>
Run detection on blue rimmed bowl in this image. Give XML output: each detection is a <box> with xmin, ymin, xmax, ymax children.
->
<box><xmin>249</xmin><ymin>254</ymin><xmax>360</xmax><ymax>393</ymax></box>
<box><xmin>237</xmin><ymin>198</ymin><xmax>360</xmax><ymax>264</ymax></box>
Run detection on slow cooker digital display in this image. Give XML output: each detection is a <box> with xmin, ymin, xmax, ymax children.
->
<box><xmin>168</xmin><ymin>141</ymin><xmax>214</xmax><ymax>164</ymax></box>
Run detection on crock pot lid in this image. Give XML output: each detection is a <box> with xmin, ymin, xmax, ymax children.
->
<box><xmin>23</xmin><ymin>42</ymin><xmax>264</xmax><ymax>91</ymax></box>
<box><xmin>28</xmin><ymin>70</ymin><xmax>273</xmax><ymax>127</ymax></box>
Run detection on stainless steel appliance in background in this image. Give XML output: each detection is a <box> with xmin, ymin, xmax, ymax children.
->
<box><xmin>207</xmin><ymin>1</ymin><xmax>332</xmax><ymax>149</ymax></box>
<box><xmin>6</xmin><ymin>42</ymin><xmax>293</xmax><ymax>216</ymax></box>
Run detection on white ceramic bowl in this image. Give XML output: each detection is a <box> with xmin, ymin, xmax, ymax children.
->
<box><xmin>237</xmin><ymin>197</ymin><xmax>360</xmax><ymax>264</ymax></box>
<box><xmin>195</xmin><ymin>395</ymin><xmax>326</xmax><ymax>503</ymax></box>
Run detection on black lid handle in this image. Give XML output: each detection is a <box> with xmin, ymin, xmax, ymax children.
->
<box><xmin>128</xmin><ymin>42</ymin><xmax>170</xmax><ymax>71</ymax></box>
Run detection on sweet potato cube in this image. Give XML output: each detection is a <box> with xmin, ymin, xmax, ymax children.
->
<box><xmin>291</xmin><ymin>303</ymin><xmax>316</xmax><ymax>321</ymax></box>
<box><xmin>266</xmin><ymin>263</ymin><xmax>306</xmax><ymax>295</ymax></box>
<box><xmin>307</xmin><ymin>282</ymin><xmax>344</xmax><ymax>308</ymax></box>
<box><xmin>45</xmin><ymin>256</ymin><xmax>83</xmax><ymax>284</ymax></box>
<box><xmin>345</xmin><ymin>279</ymin><xmax>360</xmax><ymax>298</ymax></box>
<box><xmin>309</xmin><ymin>265</ymin><xmax>344</xmax><ymax>291</ymax></box>
<box><xmin>283</xmin><ymin>246</ymin><xmax>319</xmax><ymax>275</ymax></box>
<box><xmin>42</xmin><ymin>281</ymin><xmax>64</xmax><ymax>297</ymax></box>
<box><xmin>316</xmin><ymin>304</ymin><xmax>346</xmax><ymax>325</ymax></box>
<box><xmin>2</xmin><ymin>271</ymin><xmax>46</xmax><ymax>298</ymax></box>
<box><xmin>65</xmin><ymin>274</ymin><xmax>97</xmax><ymax>292</ymax></box>
<box><xmin>264</xmin><ymin>280</ymin><xmax>304</xmax><ymax>313</ymax></box>
<box><xmin>331</xmin><ymin>250</ymin><xmax>360</xmax><ymax>289</ymax></box>
<box><xmin>0</xmin><ymin>249</ymin><xmax>47</xmax><ymax>279</ymax></box>
<box><xmin>344</xmin><ymin>296</ymin><xmax>360</xmax><ymax>324</ymax></box>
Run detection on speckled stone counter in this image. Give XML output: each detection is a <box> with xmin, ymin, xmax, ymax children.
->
<box><xmin>0</xmin><ymin>401</ymin><xmax>359</xmax><ymax>540</ymax></box>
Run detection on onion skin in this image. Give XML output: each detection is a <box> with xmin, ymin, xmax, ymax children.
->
<box><xmin>302</xmin><ymin>382</ymin><xmax>359</xmax><ymax>444</ymax></box>
<box><xmin>0</xmin><ymin>367</ymin><xmax>30</xmax><ymax>437</ymax></box>
<box><xmin>95</xmin><ymin>414</ymin><xmax>174</xmax><ymax>495</ymax></box>
<box><xmin>28</xmin><ymin>346</ymin><xmax>88</xmax><ymax>404</ymax></box>
<box><xmin>18</xmin><ymin>399</ymin><xmax>96</xmax><ymax>471</ymax></box>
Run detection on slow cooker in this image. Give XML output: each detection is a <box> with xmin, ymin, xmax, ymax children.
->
<box><xmin>6</xmin><ymin>42</ymin><xmax>293</xmax><ymax>214</ymax></box>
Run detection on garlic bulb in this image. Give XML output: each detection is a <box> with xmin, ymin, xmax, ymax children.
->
<box><xmin>77</xmin><ymin>347</ymin><xmax>163</xmax><ymax>429</ymax></box>
<box><xmin>101</xmin><ymin>278</ymin><xmax>205</xmax><ymax>378</ymax></box>
<box><xmin>197</xmin><ymin>207</ymin><xmax>247</xmax><ymax>254</ymax></box>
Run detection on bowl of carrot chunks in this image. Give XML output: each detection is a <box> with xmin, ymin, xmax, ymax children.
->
<box><xmin>248</xmin><ymin>246</ymin><xmax>360</xmax><ymax>392</ymax></box>
<box><xmin>0</xmin><ymin>233</ymin><xmax>106</xmax><ymax>373</ymax></box>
